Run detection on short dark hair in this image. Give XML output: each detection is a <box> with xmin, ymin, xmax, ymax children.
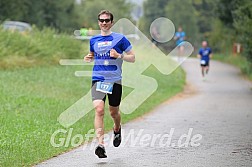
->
<box><xmin>98</xmin><ymin>10</ymin><xmax>113</xmax><ymax>22</ymax></box>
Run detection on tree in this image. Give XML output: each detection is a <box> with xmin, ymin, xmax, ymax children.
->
<box><xmin>216</xmin><ymin>0</ymin><xmax>252</xmax><ymax>64</ymax></box>
<box><xmin>0</xmin><ymin>0</ymin><xmax>30</xmax><ymax>21</ymax></box>
<box><xmin>165</xmin><ymin>0</ymin><xmax>199</xmax><ymax>44</ymax></box>
<box><xmin>192</xmin><ymin>0</ymin><xmax>216</xmax><ymax>35</ymax></box>
<box><xmin>78</xmin><ymin>0</ymin><xmax>133</xmax><ymax>29</ymax></box>
<box><xmin>140</xmin><ymin>0</ymin><xmax>170</xmax><ymax>35</ymax></box>
<box><xmin>233</xmin><ymin>1</ymin><xmax>252</xmax><ymax>62</ymax></box>
<box><xmin>0</xmin><ymin>0</ymin><xmax>80</xmax><ymax>32</ymax></box>
<box><xmin>215</xmin><ymin>0</ymin><xmax>244</xmax><ymax>27</ymax></box>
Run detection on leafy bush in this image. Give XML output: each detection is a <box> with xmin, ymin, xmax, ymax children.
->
<box><xmin>233</xmin><ymin>1</ymin><xmax>252</xmax><ymax>63</ymax></box>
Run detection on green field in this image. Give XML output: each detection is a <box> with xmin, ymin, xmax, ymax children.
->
<box><xmin>0</xmin><ymin>60</ymin><xmax>185</xmax><ymax>166</ymax></box>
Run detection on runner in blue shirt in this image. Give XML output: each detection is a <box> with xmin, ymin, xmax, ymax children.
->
<box><xmin>174</xmin><ymin>26</ymin><xmax>186</xmax><ymax>46</ymax></box>
<box><xmin>174</xmin><ymin>26</ymin><xmax>186</xmax><ymax>62</ymax></box>
<box><xmin>197</xmin><ymin>41</ymin><xmax>213</xmax><ymax>80</ymax></box>
<box><xmin>84</xmin><ymin>10</ymin><xmax>135</xmax><ymax>158</ymax></box>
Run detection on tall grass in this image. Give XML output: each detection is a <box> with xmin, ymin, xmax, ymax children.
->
<box><xmin>0</xmin><ymin>26</ymin><xmax>86</xmax><ymax>69</ymax></box>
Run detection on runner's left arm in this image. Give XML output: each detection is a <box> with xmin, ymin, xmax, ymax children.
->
<box><xmin>110</xmin><ymin>49</ymin><xmax>135</xmax><ymax>63</ymax></box>
<box><xmin>209</xmin><ymin>48</ymin><xmax>213</xmax><ymax>58</ymax></box>
<box><xmin>122</xmin><ymin>50</ymin><xmax>135</xmax><ymax>63</ymax></box>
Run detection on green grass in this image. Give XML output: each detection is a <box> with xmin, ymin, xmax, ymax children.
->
<box><xmin>0</xmin><ymin>61</ymin><xmax>185</xmax><ymax>166</ymax></box>
<box><xmin>213</xmin><ymin>53</ymin><xmax>252</xmax><ymax>80</ymax></box>
<box><xmin>0</xmin><ymin>27</ymin><xmax>87</xmax><ymax>69</ymax></box>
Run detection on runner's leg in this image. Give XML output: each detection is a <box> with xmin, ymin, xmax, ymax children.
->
<box><xmin>109</xmin><ymin>106</ymin><xmax>121</xmax><ymax>131</ymax></box>
<box><xmin>108</xmin><ymin>83</ymin><xmax>122</xmax><ymax>131</ymax></box>
<box><xmin>206</xmin><ymin>64</ymin><xmax>209</xmax><ymax>74</ymax></box>
<box><xmin>93</xmin><ymin>100</ymin><xmax>105</xmax><ymax>145</ymax></box>
<box><xmin>108</xmin><ymin>83</ymin><xmax>122</xmax><ymax>147</ymax></box>
<box><xmin>201</xmin><ymin>66</ymin><xmax>205</xmax><ymax>77</ymax></box>
<box><xmin>91</xmin><ymin>81</ymin><xmax>106</xmax><ymax>145</ymax></box>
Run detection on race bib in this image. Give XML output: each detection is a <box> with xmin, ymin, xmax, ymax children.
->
<box><xmin>96</xmin><ymin>82</ymin><xmax>114</xmax><ymax>94</ymax></box>
<box><xmin>200</xmin><ymin>60</ymin><xmax>206</xmax><ymax>65</ymax></box>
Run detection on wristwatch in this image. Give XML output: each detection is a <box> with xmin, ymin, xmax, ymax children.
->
<box><xmin>118</xmin><ymin>54</ymin><xmax>124</xmax><ymax>59</ymax></box>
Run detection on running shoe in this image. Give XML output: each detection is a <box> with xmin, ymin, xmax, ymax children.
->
<box><xmin>95</xmin><ymin>144</ymin><xmax>107</xmax><ymax>158</ymax></box>
<box><xmin>113</xmin><ymin>126</ymin><xmax>121</xmax><ymax>147</ymax></box>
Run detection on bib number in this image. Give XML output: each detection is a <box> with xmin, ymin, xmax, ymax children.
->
<box><xmin>96</xmin><ymin>82</ymin><xmax>114</xmax><ymax>94</ymax></box>
<box><xmin>200</xmin><ymin>60</ymin><xmax>206</xmax><ymax>65</ymax></box>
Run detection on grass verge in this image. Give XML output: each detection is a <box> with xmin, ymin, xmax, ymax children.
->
<box><xmin>213</xmin><ymin>53</ymin><xmax>252</xmax><ymax>80</ymax></box>
<box><xmin>0</xmin><ymin>26</ymin><xmax>86</xmax><ymax>69</ymax></box>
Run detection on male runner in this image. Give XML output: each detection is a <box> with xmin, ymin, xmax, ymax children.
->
<box><xmin>197</xmin><ymin>41</ymin><xmax>213</xmax><ymax>80</ymax></box>
<box><xmin>84</xmin><ymin>10</ymin><xmax>135</xmax><ymax>158</ymax></box>
<box><xmin>174</xmin><ymin>26</ymin><xmax>186</xmax><ymax>62</ymax></box>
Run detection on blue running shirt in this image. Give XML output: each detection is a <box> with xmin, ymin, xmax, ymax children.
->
<box><xmin>90</xmin><ymin>32</ymin><xmax>132</xmax><ymax>82</ymax></box>
<box><xmin>198</xmin><ymin>47</ymin><xmax>212</xmax><ymax>62</ymax></box>
<box><xmin>175</xmin><ymin>31</ymin><xmax>186</xmax><ymax>46</ymax></box>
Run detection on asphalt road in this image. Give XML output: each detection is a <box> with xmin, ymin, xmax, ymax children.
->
<box><xmin>37</xmin><ymin>58</ymin><xmax>252</xmax><ymax>167</ymax></box>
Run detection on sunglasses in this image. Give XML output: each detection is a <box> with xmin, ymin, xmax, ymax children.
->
<box><xmin>98</xmin><ymin>18</ymin><xmax>111</xmax><ymax>23</ymax></box>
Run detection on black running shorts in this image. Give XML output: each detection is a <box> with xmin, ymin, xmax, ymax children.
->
<box><xmin>91</xmin><ymin>81</ymin><xmax>122</xmax><ymax>107</ymax></box>
<box><xmin>200</xmin><ymin>61</ymin><xmax>209</xmax><ymax>67</ymax></box>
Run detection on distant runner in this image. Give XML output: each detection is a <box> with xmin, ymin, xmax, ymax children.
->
<box><xmin>174</xmin><ymin>26</ymin><xmax>186</xmax><ymax>62</ymax></box>
<box><xmin>197</xmin><ymin>41</ymin><xmax>213</xmax><ymax>80</ymax></box>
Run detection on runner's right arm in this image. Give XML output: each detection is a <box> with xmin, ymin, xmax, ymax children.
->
<box><xmin>84</xmin><ymin>52</ymin><xmax>94</xmax><ymax>62</ymax></box>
